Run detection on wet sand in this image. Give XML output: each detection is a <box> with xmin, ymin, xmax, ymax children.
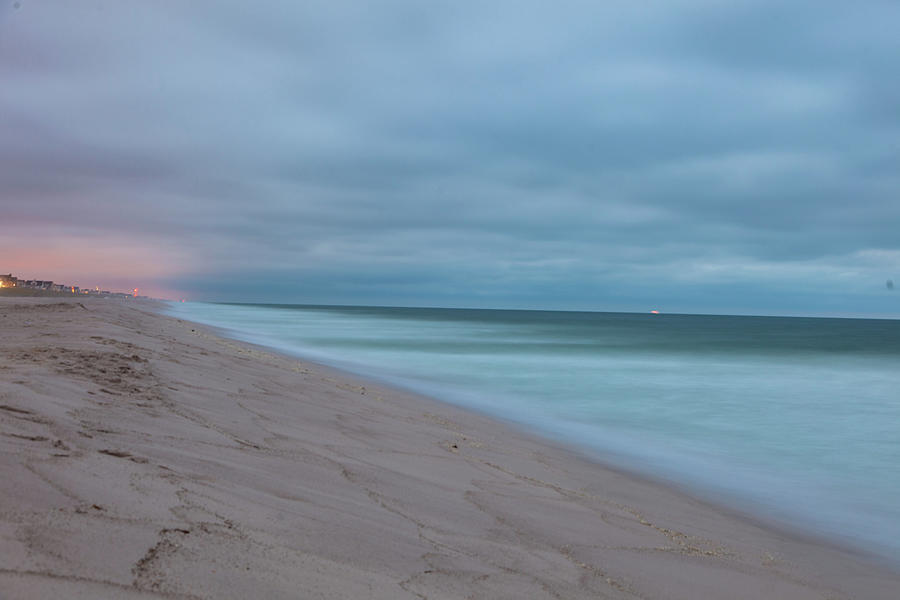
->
<box><xmin>1</xmin><ymin>296</ymin><xmax>898</xmax><ymax>599</ymax></box>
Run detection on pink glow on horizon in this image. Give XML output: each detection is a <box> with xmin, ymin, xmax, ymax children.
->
<box><xmin>1</xmin><ymin>233</ymin><xmax>192</xmax><ymax>300</ymax></box>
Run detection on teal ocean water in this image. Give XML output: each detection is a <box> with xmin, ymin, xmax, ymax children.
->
<box><xmin>167</xmin><ymin>302</ymin><xmax>900</xmax><ymax>561</ymax></box>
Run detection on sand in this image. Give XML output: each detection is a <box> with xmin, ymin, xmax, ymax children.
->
<box><xmin>1</xmin><ymin>297</ymin><xmax>898</xmax><ymax>599</ymax></box>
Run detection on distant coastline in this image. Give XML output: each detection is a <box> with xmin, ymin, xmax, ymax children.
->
<box><xmin>0</xmin><ymin>287</ymin><xmax>87</xmax><ymax>298</ymax></box>
<box><xmin>0</xmin><ymin>272</ymin><xmax>146</xmax><ymax>299</ymax></box>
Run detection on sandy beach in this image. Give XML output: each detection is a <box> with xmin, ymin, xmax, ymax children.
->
<box><xmin>1</xmin><ymin>297</ymin><xmax>897</xmax><ymax>599</ymax></box>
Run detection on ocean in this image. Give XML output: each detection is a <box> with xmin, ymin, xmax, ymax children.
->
<box><xmin>166</xmin><ymin>302</ymin><xmax>900</xmax><ymax>562</ymax></box>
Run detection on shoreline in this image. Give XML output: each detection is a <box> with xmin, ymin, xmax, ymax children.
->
<box><xmin>2</xmin><ymin>296</ymin><xmax>898</xmax><ymax>599</ymax></box>
<box><xmin>164</xmin><ymin>301</ymin><xmax>900</xmax><ymax>569</ymax></box>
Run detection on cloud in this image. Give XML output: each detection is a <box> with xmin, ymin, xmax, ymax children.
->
<box><xmin>1</xmin><ymin>1</ymin><xmax>898</xmax><ymax>315</ymax></box>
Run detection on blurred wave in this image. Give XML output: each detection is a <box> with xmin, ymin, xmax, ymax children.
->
<box><xmin>166</xmin><ymin>301</ymin><xmax>900</xmax><ymax>563</ymax></box>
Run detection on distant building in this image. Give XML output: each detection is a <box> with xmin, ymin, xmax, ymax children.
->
<box><xmin>1</xmin><ymin>273</ymin><xmax>140</xmax><ymax>298</ymax></box>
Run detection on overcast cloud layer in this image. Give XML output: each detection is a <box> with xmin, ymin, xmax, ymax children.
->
<box><xmin>2</xmin><ymin>1</ymin><xmax>898</xmax><ymax>315</ymax></box>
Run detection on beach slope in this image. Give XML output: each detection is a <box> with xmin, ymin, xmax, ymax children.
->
<box><xmin>1</xmin><ymin>297</ymin><xmax>897</xmax><ymax>599</ymax></box>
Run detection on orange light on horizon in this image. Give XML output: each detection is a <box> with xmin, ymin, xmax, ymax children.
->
<box><xmin>650</xmin><ymin>310</ymin><xmax>660</xmax><ymax>314</ymax></box>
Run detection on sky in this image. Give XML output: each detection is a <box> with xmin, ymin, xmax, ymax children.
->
<box><xmin>1</xmin><ymin>1</ymin><xmax>898</xmax><ymax>316</ymax></box>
